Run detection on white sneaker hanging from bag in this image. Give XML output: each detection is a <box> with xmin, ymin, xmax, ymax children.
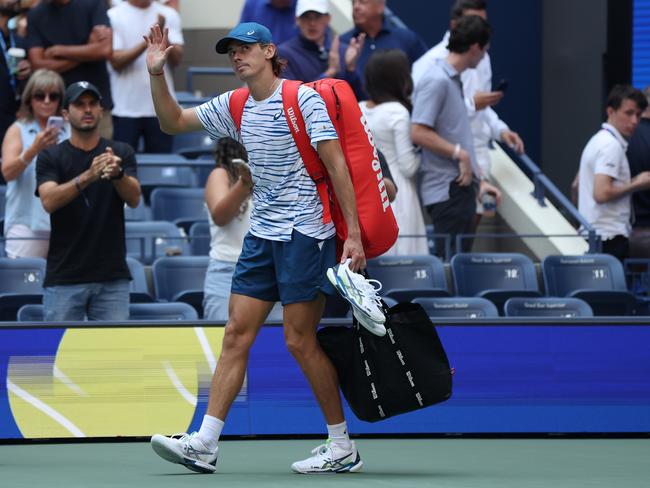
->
<box><xmin>327</xmin><ymin>258</ymin><xmax>386</xmax><ymax>336</ymax></box>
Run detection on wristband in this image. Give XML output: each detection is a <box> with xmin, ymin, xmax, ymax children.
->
<box><xmin>148</xmin><ymin>70</ymin><xmax>164</xmax><ymax>76</ymax></box>
<box><xmin>18</xmin><ymin>152</ymin><xmax>28</xmax><ymax>165</ymax></box>
<box><xmin>74</xmin><ymin>175</ymin><xmax>82</xmax><ymax>193</ymax></box>
<box><xmin>452</xmin><ymin>144</ymin><xmax>461</xmax><ymax>161</ymax></box>
<box><xmin>110</xmin><ymin>167</ymin><xmax>125</xmax><ymax>180</ymax></box>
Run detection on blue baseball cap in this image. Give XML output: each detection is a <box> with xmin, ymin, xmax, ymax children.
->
<box><xmin>215</xmin><ymin>22</ymin><xmax>273</xmax><ymax>54</ymax></box>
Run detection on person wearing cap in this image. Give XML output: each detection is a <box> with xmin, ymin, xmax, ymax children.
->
<box><xmin>35</xmin><ymin>80</ymin><xmax>141</xmax><ymax>321</ymax></box>
<box><xmin>278</xmin><ymin>0</ymin><xmax>364</xmax><ymax>99</ymax></box>
<box><xmin>145</xmin><ymin>22</ymin><xmax>365</xmax><ymax>474</ymax></box>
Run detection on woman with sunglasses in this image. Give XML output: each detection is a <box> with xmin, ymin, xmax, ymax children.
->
<box><xmin>1</xmin><ymin>68</ymin><xmax>69</xmax><ymax>258</ymax></box>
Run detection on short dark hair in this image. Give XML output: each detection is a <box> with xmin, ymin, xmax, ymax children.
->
<box><xmin>606</xmin><ymin>84</ymin><xmax>648</xmax><ymax>112</ymax></box>
<box><xmin>364</xmin><ymin>49</ymin><xmax>413</xmax><ymax>113</ymax></box>
<box><xmin>450</xmin><ymin>0</ymin><xmax>487</xmax><ymax>21</ymax></box>
<box><xmin>447</xmin><ymin>15</ymin><xmax>491</xmax><ymax>54</ymax></box>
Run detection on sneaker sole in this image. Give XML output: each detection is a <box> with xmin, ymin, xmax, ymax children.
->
<box><xmin>150</xmin><ymin>435</ymin><xmax>216</xmax><ymax>474</ymax></box>
<box><xmin>291</xmin><ymin>459</ymin><xmax>364</xmax><ymax>474</ymax></box>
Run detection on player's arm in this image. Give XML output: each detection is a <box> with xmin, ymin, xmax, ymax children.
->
<box><xmin>317</xmin><ymin>138</ymin><xmax>365</xmax><ymax>270</ymax></box>
<box><xmin>144</xmin><ymin>25</ymin><xmax>202</xmax><ymax>134</ymax></box>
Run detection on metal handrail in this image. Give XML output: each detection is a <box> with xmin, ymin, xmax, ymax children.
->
<box><xmin>496</xmin><ymin>141</ymin><xmax>599</xmax><ymax>253</ymax></box>
<box><xmin>185</xmin><ymin>67</ymin><xmax>234</xmax><ymax>93</ymax></box>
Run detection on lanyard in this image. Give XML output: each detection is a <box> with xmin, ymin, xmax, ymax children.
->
<box><xmin>0</xmin><ymin>28</ymin><xmax>18</xmax><ymax>99</ymax></box>
<box><xmin>601</xmin><ymin>126</ymin><xmax>626</xmax><ymax>150</ymax></box>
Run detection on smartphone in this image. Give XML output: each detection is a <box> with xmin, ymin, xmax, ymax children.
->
<box><xmin>495</xmin><ymin>79</ymin><xmax>509</xmax><ymax>92</ymax></box>
<box><xmin>46</xmin><ymin>115</ymin><xmax>65</xmax><ymax>132</ymax></box>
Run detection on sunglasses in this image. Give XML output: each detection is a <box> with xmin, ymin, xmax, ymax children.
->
<box><xmin>33</xmin><ymin>92</ymin><xmax>61</xmax><ymax>102</ymax></box>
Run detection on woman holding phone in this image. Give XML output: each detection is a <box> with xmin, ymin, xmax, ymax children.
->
<box><xmin>202</xmin><ymin>137</ymin><xmax>253</xmax><ymax>321</ymax></box>
<box><xmin>1</xmin><ymin>69</ymin><xmax>69</xmax><ymax>258</ymax></box>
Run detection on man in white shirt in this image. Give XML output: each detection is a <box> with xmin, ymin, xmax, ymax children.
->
<box><xmin>578</xmin><ymin>84</ymin><xmax>650</xmax><ymax>261</ymax></box>
<box><xmin>412</xmin><ymin>0</ymin><xmax>523</xmax><ymax>182</ymax></box>
<box><xmin>108</xmin><ymin>0</ymin><xmax>183</xmax><ymax>152</ymax></box>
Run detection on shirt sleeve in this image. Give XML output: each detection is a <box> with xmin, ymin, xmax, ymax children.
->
<box><xmin>165</xmin><ymin>8</ymin><xmax>184</xmax><ymax>45</ymax></box>
<box><xmin>116</xmin><ymin>143</ymin><xmax>137</xmax><ymax>178</ymax></box>
<box><xmin>390</xmin><ymin>105</ymin><xmax>421</xmax><ymax>178</ymax></box>
<box><xmin>593</xmin><ymin>142</ymin><xmax>625</xmax><ymax>180</ymax></box>
<box><xmin>411</xmin><ymin>75</ymin><xmax>446</xmax><ymax>130</ymax></box>
<box><xmin>107</xmin><ymin>10</ymin><xmax>123</xmax><ymax>50</ymax></box>
<box><xmin>194</xmin><ymin>91</ymin><xmax>240</xmax><ymax>141</ymax></box>
<box><xmin>35</xmin><ymin>147</ymin><xmax>60</xmax><ymax>196</ymax></box>
<box><xmin>91</xmin><ymin>0</ymin><xmax>110</xmax><ymax>27</ymax></box>
<box><xmin>297</xmin><ymin>86</ymin><xmax>338</xmax><ymax>149</ymax></box>
<box><xmin>25</xmin><ymin>9</ymin><xmax>46</xmax><ymax>49</ymax></box>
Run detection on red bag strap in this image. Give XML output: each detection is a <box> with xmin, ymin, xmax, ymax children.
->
<box><xmin>229</xmin><ymin>87</ymin><xmax>249</xmax><ymax>132</ymax></box>
<box><xmin>281</xmin><ymin>80</ymin><xmax>332</xmax><ymax>224</ymax></box>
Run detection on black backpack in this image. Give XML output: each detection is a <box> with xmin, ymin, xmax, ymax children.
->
<box><xmin>317</xmin><ymin>302</ymin><xmax>453</xmax><ymax>422</ymax></box>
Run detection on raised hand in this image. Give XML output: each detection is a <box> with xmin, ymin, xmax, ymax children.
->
<box><xmin>345</xmin><ymin>32</ymin><xmax>365</xmax><ymax>72</ymax></box>
<box><xmin>144</xmin><ymin>24</ymin><xmax>173</xmax><ymax>76</ymax></box>
<box><xmin>326</xmin><ymin>35</ymin><xmax>341</xmax><ymax>78</ymax></box>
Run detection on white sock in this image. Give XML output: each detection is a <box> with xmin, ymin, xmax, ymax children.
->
<box><xmin>196</xmin><ymin>415</ymin><xmax>223</xmax><ymax>451</ymax></box>
<box><xmin>327</xmin><ymin>421</ymin><xmax>352</xmax><ymax>450</ymax></box>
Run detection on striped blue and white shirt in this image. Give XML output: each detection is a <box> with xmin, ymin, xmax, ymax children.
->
<box><xmin>195</xmin><ymin>81</ymin><xmax>337</xmax><ymax>241</ymax></box>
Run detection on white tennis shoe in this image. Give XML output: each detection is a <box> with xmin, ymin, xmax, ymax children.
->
<box><xmin>291</xmin><ymin>440</ymin><xmax>363</xmax><ymax>474</ymax></box>
<box><xmin>327</xmin><ymin>259</ymin><xmax>386</xmax><ymax>336</ymax></box>
<box><xmin>151</xmin><ymin>432</ymin><xmax>218</xmax><ymax>474</ymax></box>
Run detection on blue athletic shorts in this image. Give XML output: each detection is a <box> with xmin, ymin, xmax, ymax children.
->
<box><xmin>231</xmin><ymin>230</ymin><xmax>336</xmax><ymax>305</ymax></box>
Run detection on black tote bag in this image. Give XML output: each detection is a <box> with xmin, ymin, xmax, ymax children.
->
<box><xmin>317</xmin><ymin>302</ymin><xmax>453</xmax><ymax>422</ymax></box>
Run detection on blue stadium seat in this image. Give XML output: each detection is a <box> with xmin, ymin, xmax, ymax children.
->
<box><xmin>125</xmin><ymin>221</ymin><xmax>189</xmax><ymax>264</ymax></box>
<box><xmin>126</xmin><ymin>257</ymin><xmax>153</xmax><ymax>302</ymax></box>
<box><xmin>0</xmin><ymin>257</ymin><xmax>46</xmax><ymax>321</ymax></box>
<box><xmin>124</xmin><ymin>198</ymin><xmax>152</xmax><ymax>221</ymax></box>
<box><xmin>365</xmin><ymin>255</ymin><xmax>449</xmax><ymax>302</ymax></box>
<box><xmin>17</xmin><ymin>302</ymin><xmax>199</xmax><ymax>321</ymax></box>
<box><xmin>504</xmin><ymin>297</ymin><xmax>593</xmax><ymax>317</ymax></box>
<box><xmin>189</xmin><ymin>221</ymin><xmax>210</xmax><ymax>256</ymax></box>
<box><xmin>450</xmin><ymin>253</ymin><xmax>541</xmax><ymax>312</ymax></box>
<box><xmin>412</xmin><ymin>297</ymin><xmax>499</xmax><ymax>318</ymax></box>
<box><xmin>128</xmin><ymin>302</ymin><xmax>199</xmax><ymax>320</ymax></box>
<box><xmin>542</xmin><ymin>254</ymin><xmax>636</xmax><ymax>316</ymax></box>
<box><xmin>172</xmin><ymin>132</ymin><xmax>215</xmax><ymax>159</ymax></box>
<box><xmin>136</xmin><ymin>154</ymin><xmax>197</xmax><ymax>203</ymax></box>
<box><xmin>150</xmin><ymin>188</ymin><xmax>206</xmax><ymax>226</ymax></box>
<box><xmin>152</xmin><ymin>256</ymin><xmax>209</xmax><ymax>317</ymax></box>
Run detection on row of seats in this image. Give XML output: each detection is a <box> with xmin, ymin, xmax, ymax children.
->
<box><xmin>17</xmin><ymin>302</ymin><xmax>198</xmax><ymax>321</ymax></box>
<box><xmin>0</xmin><ymin>253</ymin><xmax>644</xmax><ymax>321</ymax></box>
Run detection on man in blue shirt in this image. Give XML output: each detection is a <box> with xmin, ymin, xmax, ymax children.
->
<box><xmin>239</xmin><ymin>0</ymin><xmax>298</xmax><ymax>45</ymax></box>
<box><xmin>340</xmin><ymin>0</ymin><xmax>426</xmax><ymax>97</ymax></box>
<box><xmin>278</xmin><ymin>0</ymin><xmax>364</xmax><ymax>98</ymax></box>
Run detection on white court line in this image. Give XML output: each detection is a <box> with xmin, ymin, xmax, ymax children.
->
<box><xmin>163</xmin><ymin>361</ymin><xmax>197</xmax><ymax>406</ymax></box>
<box><xmin>194</xmin><ymin>327</ymin><xmax>217</xmax><ymax>373</ymax></box>
<box><xmin>53</xmin><ymin>366</ymin><xmax>87</xmax><ymax>397</ymax></box>
<box><xmin>7</xmin><ymin>379</ymin><xmax>85</xmax><ymax>437</ymax></box>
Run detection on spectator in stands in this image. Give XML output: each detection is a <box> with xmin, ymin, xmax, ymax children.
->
<box><xmin>359</xmin><ymin>49</ymin><xmax>427</xmax><ymax>255</ymax></box>
<box><xmin>278</xmin><ymin>0</ymin><xmax>364</xmax><ymax>99</ymax></box>
<box><xmin>578</xmin><ymin>84</ymin><xmax>650</xmax><ymax>261</ymax></box>
<box><xmin>412</xmin><ymin>0</ymin><xmax>520</xmax><ymax>223</ymax></box>
<box><xmin>626</xmin><ymin>86</ymin><xmax>650</xmax><ymax>258</ymax></box>
<box><xmin>2</xmin><ymin>69</ymin><xmax>69</xmax><ymax>258</ymax></box>
<box><xmin>240</xmin><ymin>0</ymin><xmax>298</xmax><ymax>46</ymax></box>
<box><xmin>1</xmin><ymin>0</ymin><xmax>31</xmax><ymax>142</ymax></box>
<box><xmin>203</xmin><ymin>137</ymin><xmax>252</xmax><ymax>321</ymax></box>
<box><xmin>36</xmin><ymin>81</ymin><xmax>141</xmax><ymax>320</ymax></box>
<box><xmin>146</xmin><ymin>21</ymin><xmax>366</xmax><ymax>474</ymax></box>
<box><xmin>108</xmin><ymin>0</ymin><xmax>183</xmax><ymax>153</ymax></box>
<box><xmin>26</xmin><ymin>0</ymin><xmax>114</xmax><ymax>138</ymax></box>
<box><xmin>411</xmin><ymin>15</ymin><xmax>500</xmax><ymax>258</ymax></box>
<box><xmin>340</xmin><ymin>0</ymin><xmax>427</xmax><ymax>96</ymax></box>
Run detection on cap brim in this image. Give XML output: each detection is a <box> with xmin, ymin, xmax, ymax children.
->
<box><xmin>215</xmin><ymin>36</ymin><xmax>259</xmax><ymax>54</ymax></box>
